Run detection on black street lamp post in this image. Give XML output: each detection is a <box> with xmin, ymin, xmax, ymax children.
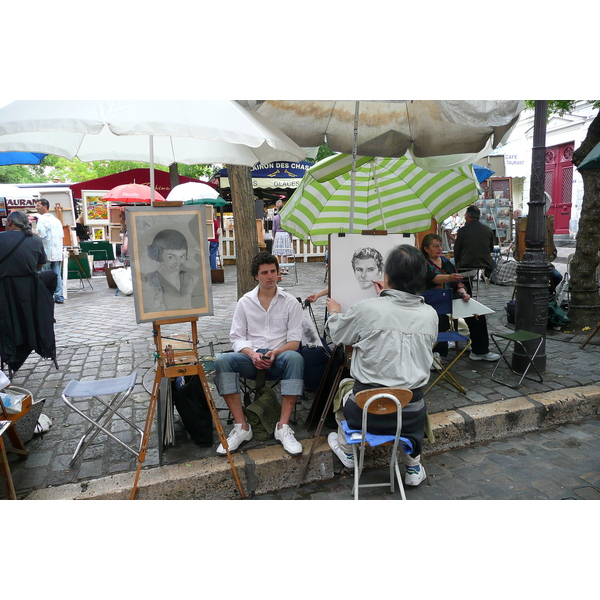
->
<box><xmin>513</xmin><ymin>100</ymin><xmax>552</xmax><ymax>372</ymax></box>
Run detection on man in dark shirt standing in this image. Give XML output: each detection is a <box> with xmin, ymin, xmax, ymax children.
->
<box><xmin>453</xmin><ymin>205</ymin><xmax>494</xmax><ymax>278</ymax></box>
<box><xmin>452</xmin><ymin>205</ymin><xmax>500</xmax><ymax>362</ymax></box>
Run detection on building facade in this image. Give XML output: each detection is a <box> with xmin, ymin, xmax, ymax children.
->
<box><xmin>479</xmin><ymin>102</ymin><xmax>598</xmax><ymax>238</ymax></box>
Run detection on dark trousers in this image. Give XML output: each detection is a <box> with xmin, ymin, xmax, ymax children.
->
<box><xmin>437</xmin><ymin>313</ymin><xmax>489</xmax><ymax>356</ymax></box>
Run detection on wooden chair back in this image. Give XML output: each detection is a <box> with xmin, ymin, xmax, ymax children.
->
<box><xmin>354</xmin><ymin>387</ymin><xmax>413</xmax><ymax>414</ymax></box>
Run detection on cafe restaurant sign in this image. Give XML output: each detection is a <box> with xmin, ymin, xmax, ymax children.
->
<box><xmin>6</xmin><ymin>197</ymin><xmax>38</xmax><ymax>208</ymax></box>
<box><xmin>219</xmin><ymin>161</ymin><xmax>312</xmax><ymax>190</ymax></box>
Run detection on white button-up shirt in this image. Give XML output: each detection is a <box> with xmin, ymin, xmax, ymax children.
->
<box><xmin>36</xmin><ymin>213</ymin><xmax>64</xmax><ymax>262</ymax></box>
<box><xmin>230</xmin><ymin>285</ymin><xmax>303</xmax><ymax>353</ymax></box>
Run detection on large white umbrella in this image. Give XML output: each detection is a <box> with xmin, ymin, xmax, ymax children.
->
<box><xmin>166</xmin><ymin>181</ymin><xmax>221</xmax><ymax>203</ymax></box>
<box><xmin>242</xmin><ymin>100</ymin><xmax>524</xmax><ymax>230</ymax></box>
<box><xmin>0</xmin><ymin>100</ymin><xmax>307</xmax><ymax>201</ymax></box>
<box><xmin>280</xmin><ymin>153</ymin><xmax>480</xmax><ymax>245</ymax></box>
<box><xmin>241</xmin><ymin>100</ymin><xmax>525</xmax><ymax>162</ymax></box>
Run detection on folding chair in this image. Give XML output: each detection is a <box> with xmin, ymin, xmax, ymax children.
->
<box><xmin>422</xmin><ymin>288</ymin><xmax>471</xmax><ymax>395</ymax></box>
<box><xmin>342</xmin><ymin>387</ymin><xmax>414</xmax><ymax>500</ymax></box>
<box><xmin>490</xmin><ymin>331</ymin><xmax>544</xmax><ymax>388</ymax></box>
<box><xmin>60</xmin><ymin>371</ymin><xmax>140</xmax><ymax>467</ymax></box>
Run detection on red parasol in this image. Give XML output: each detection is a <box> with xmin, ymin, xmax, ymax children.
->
<box><xmin>102</xmin><ymin>183</ymin><xmax>165</xmax><ymax>204</ymax></box>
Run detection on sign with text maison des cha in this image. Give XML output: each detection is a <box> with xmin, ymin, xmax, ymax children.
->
<box><xmin>218</xmin><ymin>161</ymin><xmax>313</xmax><ymax>190</ymax></box>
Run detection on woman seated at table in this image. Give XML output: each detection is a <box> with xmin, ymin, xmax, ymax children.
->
<box><xmin>421</xmin><ymin>233</ymin><xmax>499</xmax><ymax>362</ymax></box>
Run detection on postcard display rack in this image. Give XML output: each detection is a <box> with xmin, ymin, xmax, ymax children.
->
<box><xmin>477</xmin><ymin>177</ymin><xmax>514</xmax><ymax>243</ymax></box>
<box><xmin>476</xmin><ymin>195</ymin><xmax>512</xmax><ymax>241</ymax></box>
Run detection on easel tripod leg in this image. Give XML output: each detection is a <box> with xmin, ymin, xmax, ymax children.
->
<box><xmin>130</xmin><ymin>370</ymin><xmax>161</xmax><ymax>500</ymax></box>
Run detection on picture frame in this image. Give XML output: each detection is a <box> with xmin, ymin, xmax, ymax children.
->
<box><xmin>91</xmin><ymin>226</ymin><xmax>105</xmax><ymax>241</ymax></box>
<box><xmin>329</xmin><ymin>233</ymin><xmax>414</xmax><ymax>313</ymax></box>
<box><xmin>82</xmin><ymin>190</ymin><xmax>110</xmax><ymax>225</ymax></box>
<box><xmin>126</xmin><ymin>205</ymin><xmax>213</xmax><ymax>324</ymax></box>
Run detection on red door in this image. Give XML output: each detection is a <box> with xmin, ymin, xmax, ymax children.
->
<box><xmin>544</xmin><ymin>142</ymin><xmax>574</xmax><ymax>234</ymax></box>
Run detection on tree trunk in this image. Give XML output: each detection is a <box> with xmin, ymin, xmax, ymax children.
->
<box><xmin>169</xmin><ymin>163</ymin><xmax>180</xmax><ymax>190</ymax></box>
<box><xmin>568</xmin><ymin>113</ymin><xmax>600</xmax><ymax>331</ymax></box>
<box><xmin>227</xmin><ymin>164</ymin><xmax>258</xmax><ymax>298</ymax></box>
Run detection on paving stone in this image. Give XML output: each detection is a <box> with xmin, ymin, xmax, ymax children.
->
<box><xmin>4</xmin><ymin>262</ymin><xmax>600</xmax><ymax>500</ymax></box>
<box><xmin>572</xmin><ymin>486</ymin><xmax>600</xmax><ymax>500</ymax></box>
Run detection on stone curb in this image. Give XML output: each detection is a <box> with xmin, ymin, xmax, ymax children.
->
<box><xmin>24</xmin><ymin>385</ymin><xmax>600</xmax><ymax>500</ymax></box>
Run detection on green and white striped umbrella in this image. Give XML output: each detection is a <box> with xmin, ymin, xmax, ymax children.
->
<box><xmin>280</xmin><ymin>153</ymin><xmax>480</xmax><ymax>246</ymax></box>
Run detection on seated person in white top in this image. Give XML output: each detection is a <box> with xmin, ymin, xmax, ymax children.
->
<box><xmin>214</xmin><ymin>251</ymin><xmax>304</xmax><ymax>456</ymax></box>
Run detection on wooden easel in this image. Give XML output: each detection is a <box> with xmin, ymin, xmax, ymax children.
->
<box><xmin>130</xmin><ymin>317</ymin><xmax>245</xmax><ymax>499</ymax></box>
<box><xmin>296</xmin><ymin>344</ymin><xmax>352</xmax><ymax>487</ymax></box>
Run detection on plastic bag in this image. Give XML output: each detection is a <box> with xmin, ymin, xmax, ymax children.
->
<box><xmin>112</xmin><ymin>266</ymin><xmax>133</xmax><ymax>295</ymax></box>
<box><xmin>0</xmin><ymin>390</ymin><xmax>26</xmax><ymax>414</ymax></box>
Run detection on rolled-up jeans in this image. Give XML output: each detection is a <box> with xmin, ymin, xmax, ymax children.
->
<box><xmin>215</xmin><ymin>349</ymin><xmax>304</xmax><ymax>397</ymax></box>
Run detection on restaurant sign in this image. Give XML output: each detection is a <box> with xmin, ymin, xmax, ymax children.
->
<box><xmin>219</xmin><ymin>161</ymin><xmax>313</xmax><ymax>190</ymax></box>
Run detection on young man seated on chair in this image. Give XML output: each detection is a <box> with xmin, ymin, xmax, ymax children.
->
<box><xmin>325</xmin><ymin>244</ymin><xmax>438</xmax><ymax>487</ymax></box>
<box><xmin>214</xmin><ymin>251</ymin><xmax>304</xmax><ymax>456</ymax></box>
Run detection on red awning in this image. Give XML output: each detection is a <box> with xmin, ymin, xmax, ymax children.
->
<box><xmin>68</xmin><ymin>168</ymin><xmax>216</xmax><ymax>200</ymax></box>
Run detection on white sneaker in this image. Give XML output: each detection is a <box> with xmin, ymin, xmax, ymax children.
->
<box><xmin>274</xmin><ymin>422</ymin><xmax>303</xmax><ymax>455</ymax></box>
<box><xmin>216</xmin><ymin>423</ymin><xmax>253</xmax><ymax>455</ymax></box>
<box><xmin>469</xmin><ymin>351</ymin><xmax>501</xmax><ymax>362</ymax></box>
<box><xmin>404</xmin><ymin>464</ymin><xmax>427</xmax><ymax>486</ymax></box>
<box><xmin>327</xmin><ymin>431</ymin><xmax>354</xmax><ymax>468</ymax></box>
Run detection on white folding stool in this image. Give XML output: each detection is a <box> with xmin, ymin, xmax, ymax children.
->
<box><xmin>61</xmin><ymin>371</ymin><xmax>140</xmax><ymax>467</ymax></box>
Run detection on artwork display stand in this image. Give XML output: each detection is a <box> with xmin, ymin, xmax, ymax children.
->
<box><xmin>130</xmin><ymin>317</ymin><xmax>245</xmax><ymax>500</ymax></box>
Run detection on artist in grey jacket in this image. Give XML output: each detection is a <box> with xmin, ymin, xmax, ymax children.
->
<box><xmin>325</xmin><ymin>244</ymin><xmax>437</xmax><ymax>487</ymax></box>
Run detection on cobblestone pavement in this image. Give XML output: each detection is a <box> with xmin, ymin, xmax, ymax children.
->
<box><xmin>3</xmin><ymin>246</ymin><xmax>599</xmax><ymax>498</ymax></box>
<box><xmin>253</xmin><ymin>417</ymin><xmax>600</xmax><ymax>500</ymax></box>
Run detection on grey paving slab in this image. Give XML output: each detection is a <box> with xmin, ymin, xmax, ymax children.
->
<box><xmin>254</xmin><ymin>417</ymin><xmax>600</xmax><ymax>500</ymax></box>
<box><xmin>2</xmin><ymin>259</ymin><xmax>600</xmax><ymax>499</ymax></box>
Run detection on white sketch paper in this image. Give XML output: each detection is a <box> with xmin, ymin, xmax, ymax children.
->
<box><xmin>452</xmin><ymin>298</ymin><xmax>495</xmax><ymax>319</ymax></box>
<box><xmin>329</xmin><ymin>233</ymin><xmax>414</xmax><ymax>313</ymax></box>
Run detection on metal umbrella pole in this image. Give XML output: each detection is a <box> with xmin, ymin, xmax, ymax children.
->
<box><xmin>349</xmin><ymin>101</ymin><xmax>360</xmax><ymax>233</ymax></box>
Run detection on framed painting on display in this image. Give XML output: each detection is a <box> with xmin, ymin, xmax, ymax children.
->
<box><xmin>91</xmin><ymin>227</ymin><xmax>105</xmax><ymax>241</ymax></box>
<box><xmin>82</xmin><ymin>190</ymin><xmax>110</xmax><ymax>225</ymax></box>
<box><xmin>126</xmin><ymin>205</ymin><xmax>213</xmax><ymax>324</ymax></box>
<box><xmin>328</xmin><ymin>233</ymin><xmax>415</xmax><ymax>313</ymax></box>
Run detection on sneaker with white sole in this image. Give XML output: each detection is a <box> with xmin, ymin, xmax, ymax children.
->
<box><xmin>404</xmin><ymin>464</ymin><xmax>427</xmax><ymax>486</ymax></box>
<box><xmin>430</xmin><ymin>351</ymin><xmax>442</xmax><ymax>371</ymax></box>
<box><xmin>274</xmin><ymin>422</ymin><xmax>303</xmax><ymax>455</ymax></box>
<box><xmin>327</xmin><ymin>431</ymin><xmax>354</xmax><ymax>468</ymax></box>
<box><xmin>469</xmin><ymin>351</ymin><xmax>501</xmax><ymax>362</ymax></box>
<box><xmin>216</xmin><ymin>423</ymin><xmax>253</xmax><ymax>455</ymax></box>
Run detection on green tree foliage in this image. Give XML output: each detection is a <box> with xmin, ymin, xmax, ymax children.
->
<box><xmin>0</xmin><ymin>154</ymin><xmax>60</xmax><ymax>183</ymax></box>
<box><xmin>1</xmin><ymin>156</ymin><xmax>218</xmax><ymax>185</ymax></box>
<box><xmin>46</xmin><ymin>158</ymin><xmax>217</xmax><ymax>183</ymax></box>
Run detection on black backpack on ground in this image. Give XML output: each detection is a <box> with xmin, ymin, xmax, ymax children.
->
<box><xmin>171</xmin><ymin>375</ymin><xmax>214</xmax><ymax>447</ymax></box>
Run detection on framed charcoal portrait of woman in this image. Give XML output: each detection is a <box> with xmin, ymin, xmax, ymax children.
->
<box><xmin>328</xmin><ymin>233</ymin><xmax>415</xmax><ymax>313</ymax></box>
<box><xmin>126</xmin><ymin>206</ymin><xmax>213</xmax><ymax>323</ymax></box>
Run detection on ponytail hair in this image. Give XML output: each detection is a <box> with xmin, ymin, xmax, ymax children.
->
<box><xmin>7</xmin><ymin>211</ymin><xmax>33</xmax><ymax>236</ymax></box>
